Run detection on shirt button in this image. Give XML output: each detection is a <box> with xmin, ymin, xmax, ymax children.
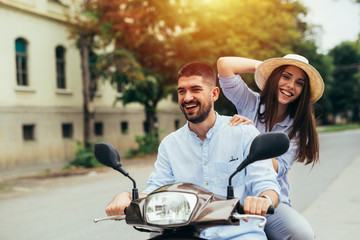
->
<box><xmin>204</xmin><ymin>162</ymin><xmax>207</xmax><ymax>166</ymax></box>
<box><xmin>200</xmin><ymin>143</ymin><xmax>203</xmax><ymax>146</ymax></box>
<box><xmin>205</xmin><ymin>182</ymin><xmax>209</xmax><ymax>186</ymax></box>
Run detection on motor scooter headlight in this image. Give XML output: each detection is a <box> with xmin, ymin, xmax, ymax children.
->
<box><xmin>145</xmin><ymin>192</ymin><xmax>197</xmax><ymax>226</ymax></box>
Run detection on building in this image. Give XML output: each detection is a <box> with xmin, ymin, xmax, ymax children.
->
<box><xmin>0</xmin><ymin>0</ymin><xmax>185</xmax><ymax>171</ymax></box>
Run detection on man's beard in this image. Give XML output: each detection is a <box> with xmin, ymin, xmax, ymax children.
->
<box><xmin>181</xmin><ymin>100</ymin><xmax>212</xmax><ymax>124</ymax></box>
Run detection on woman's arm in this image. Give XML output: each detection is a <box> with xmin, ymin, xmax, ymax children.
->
<box><xmin>217</xmin><ymin>57</ymin><xmax>262</xmax><ymax>78</ymax></box>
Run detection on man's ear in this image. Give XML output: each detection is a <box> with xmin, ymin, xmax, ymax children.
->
<box><xmin>212</xmin><ymin>87</ymin><xmax>220</xmax><ymax>102</ymax></box>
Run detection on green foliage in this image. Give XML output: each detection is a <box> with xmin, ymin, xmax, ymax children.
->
<box><xmin>125</xmin><ymin>131</ymin><xmax>160</xmax><ymax>158</ymax></box>
<box><xmin>0</xmin><ymin>185</ymin><xmax>10</xmax><ymax>191</ymax></box>
<box><xmin>69</xmin><ymin>0</ymin><xmax>313</xmax><ymax>129</ymax></box>
<box><xmin>66</xmin><ymin>141</ymin><xmax>102</xmax><ymax>168</ymax></box>
<box><xmin>329</xmin><ymin>41</ymin><xmax>360</xmax><ymax>122</ymax></box>
<box><xmin>318</xmin><ymin>124</ymin><xmax>360</xmax><ymax>133</ymax></box>
<box><xmin>293</xmin><ymin>40</ymin><xmax>335</xmax><ymax>124</ymax></box>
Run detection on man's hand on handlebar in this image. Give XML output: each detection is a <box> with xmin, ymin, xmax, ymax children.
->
<box><xmin>106</xmin><ymin>192</ymin><xmax>132</xmax><ymax>217</ymax></box>
<box><xmin>105</xmin><ymin>192</ymin><xmax>148</xmax><ymax>218</ymax></box>
<box><xmin>243</xmin><ymin>196</ymin><xmax>272</xmax><ymax>216</ymax></box>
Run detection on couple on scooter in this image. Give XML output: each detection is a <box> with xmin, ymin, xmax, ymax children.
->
<box><xmin>106</xmin><ymin>54</ymin><xmax>324</xmax><ymax>239</ymax></box>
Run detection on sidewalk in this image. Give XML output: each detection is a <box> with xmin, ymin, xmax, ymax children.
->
<box><xmin>0</xmin><ymin>162</ymin><xmax>65</xmax><ymax>179</ymax></box>
<box><xmin>302</xmin><ymin>155</ymin><xmax>360</xmax><ymax>239</ymax></box>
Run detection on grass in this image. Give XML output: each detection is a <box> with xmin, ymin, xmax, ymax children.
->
<box><xmin>318</xmin><ymin>123</ymin><xmax>360</xmax><ymax>133</ymax></box>
<box><xmin>0</xmin><ymin>185</ymin><xmax>10</xmax><ymax>191</ymax></box>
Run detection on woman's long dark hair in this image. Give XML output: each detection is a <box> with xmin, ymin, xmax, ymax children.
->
<box><xmin>257</xmin><ymin>65</ymin><xmax>319</xmax><ymax>165</ymax></box>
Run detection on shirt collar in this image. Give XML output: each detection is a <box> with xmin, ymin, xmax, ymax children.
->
<box><xmin>206</xmin><ymin>112</ymin><xmax>220</xmax><ymax>139</ymax></box>
<box><xmin>277</xmin><ymin>113</ymin><xmax>292</xmax><ymax>127</ymax></box>
<box><xmin>185</xmin><ymin>112</ymin><xmax>220</xmax><ymax>140</ymax></box>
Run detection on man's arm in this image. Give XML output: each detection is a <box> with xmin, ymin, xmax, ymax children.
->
<box><xmin>105</xmin><ymin>192</ymin><xmax>148</xmax><ymax>216</ymax></box>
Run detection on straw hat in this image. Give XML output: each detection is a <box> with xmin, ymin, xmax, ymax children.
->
<box><xmin>254</xmin><ymin>54</ymin><xmax>324</xmax><ymax>103</ymax></box>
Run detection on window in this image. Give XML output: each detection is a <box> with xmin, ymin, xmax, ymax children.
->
<box><xmin>94</xmin><ymin>122</ymin><xmax>103</xmax><ymax>136</ymax></box>
<box><xmin>121</xmin><ymin>121</ymin><xmax>128</xmax><ymax>134</ymax></box>
<box><xmin>62</xmin><ymin>123</ymin><xmax>73</xmax><ymax>139</ymax></box>
<box><xmin>56</xmin><ymin>46</ymin><xmax>66</xmax><ymax>89</ymax></box>
<box><xmin>174</xmin><ymin>119</ymin><xmax>180</xmax><ymax>130</ymax></box>
<box><xmin>15</xmin><ymin>38</ymin><xmax>28</xmax><ymax>86</ymax></box>
<box><xmin>23</xmin><ymin>124</ymin><xmax>35</xmax><ymax>141</ymax></box>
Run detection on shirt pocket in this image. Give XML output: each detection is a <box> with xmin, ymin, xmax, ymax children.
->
<box><xmin>215</xmin><ymin>161</ymin><xmax>245</xmax><ymax>186</ymax></box>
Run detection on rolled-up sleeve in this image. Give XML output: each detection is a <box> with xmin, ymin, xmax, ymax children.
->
<box><xmin>219</xmin><ymin>74</ymin><xmax>259</xmax><ymax>116</ymax></box>
<box><xmin>245</xmin><ymin>160</ymin><xmax>281</xmax><ymax>199</ymax></box>
<box><xmin>241</xmin><ymin>126</ymin><xmax>281</xmax><ymax>201</ymax></box>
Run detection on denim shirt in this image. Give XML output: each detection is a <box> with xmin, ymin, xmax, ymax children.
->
<box><xmin>219</xmin><ymin>74</ymin><xmax>298</xmax><ymax>206</ymax></box>
<box><xmin>144</xmin><ymin>113</ymin><xmax>279</xmax><ymax>202</ymax></box>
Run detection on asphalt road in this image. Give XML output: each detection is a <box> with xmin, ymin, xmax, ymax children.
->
<box><xmin>288</xmin><ymin>129</ymin><xmax>360</xmax><ymax>212</ymax></box>
<box><xmin>0</xmin><ymin>130</ymin><xmax>359</xmax><ymax>240</ymax></box>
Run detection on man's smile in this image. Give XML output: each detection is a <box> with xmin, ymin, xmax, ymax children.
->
<box><xmin>183</xmin><ymin>102</ymin><xmax>199</xmax><ymax>112</ymax></box>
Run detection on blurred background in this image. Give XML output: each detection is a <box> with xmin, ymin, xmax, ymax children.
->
<box><xmin>0</xmin><ymin>0</ymin><xmax>359</xmax><ymax>171</ymax></box>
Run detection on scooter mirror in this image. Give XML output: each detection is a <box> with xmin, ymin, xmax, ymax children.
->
<box><xmin>94</xmin><ymin>143</ymin><xmax>129</xmax><ymax>176</ymax></box>
<box><xmin>227</xmin><ymin>132</ymin><xmax>289</xmax><ymax>199</ymax></box>
<box><xmin>236</xmin><ymin>132</ymin><xmax>289</xmax><ymax>173</ymax></box>
<box><xmin>248</xmin><ymin>132</ymin><xmax>289</xmax><ymax>163</ymax></box>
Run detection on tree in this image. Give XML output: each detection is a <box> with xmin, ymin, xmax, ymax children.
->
<box><xmin>67</xmin><ymin>0</ymin><xmax>316</xmax><ymax>146</ymax></box>
<box><xmin>328</xmin><ymin>41</ymin><xmax>360</xmax><ymax>122</ymax></box>
<box><xmin>109</xmin><ymin>0</ymin><xmax>190</xmax><ymax>134</ymax></box>
<box><xmin>293</xmin><ymin>40</ymin><xmax>335</xmax><ymax>124</ymax></box>
<box><xmin>67</xmin><ymin>0</ymin><xmax>147</xmax><ymax>145</ymax></box>
<box><xmin>166</xmin><ymin>0</ymin><xmax>310</xmax><ymax>114</ymax></box>
<box><xmin>116</xmin><ymin>0</ymin><xmax>311</xmax><ymax>120</ymax></box>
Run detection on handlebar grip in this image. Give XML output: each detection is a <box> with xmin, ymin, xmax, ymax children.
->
<box><xmin>267</xmin><ymin>206</ymin><xmax>274</xmax><ymax>214</ymax></box>
<box><xmin>237</xmin><ymin>204</ymin><xmax>275</xmax><ymax>214</ymax></box>
<box><xmin>237</xmin><ymin>204</ymin><xmax>245</xmax><ymax>214</ymax></box>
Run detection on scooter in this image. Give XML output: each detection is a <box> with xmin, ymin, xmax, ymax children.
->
<box><xmin>93</xmin><ymin>132</ymin><xmax>289</xmax><ymax>239</ymax></box>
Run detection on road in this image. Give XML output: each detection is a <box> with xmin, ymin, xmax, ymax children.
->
<box><xmin>0</xmin><ymin>130</ymin><xmax>359</xmax><ymax>240</ymax></box>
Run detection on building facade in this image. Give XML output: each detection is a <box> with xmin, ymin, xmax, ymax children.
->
<box><xmin>0</xmin><ymin>0</ymin><xmax>185</xmax><ymax>171</ymax></box>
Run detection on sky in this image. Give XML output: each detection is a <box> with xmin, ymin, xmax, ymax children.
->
<box><xmin>300</xmin><ymin>0</ymin><xmax>360</xmax><ymax>53</ymax></box>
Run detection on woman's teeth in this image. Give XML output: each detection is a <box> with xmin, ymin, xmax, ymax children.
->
<box><xmin>280</xmin><ymin>89</ymin><xmax>292</xmax><ymax>97</ymax></box>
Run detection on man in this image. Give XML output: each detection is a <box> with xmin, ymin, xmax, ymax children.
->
<box><xmin>106</xmin><ymin>62</ymin><xmax>280</xmax><ymax>239</ymax></box>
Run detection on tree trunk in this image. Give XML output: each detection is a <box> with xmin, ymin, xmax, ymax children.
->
<box><xmin>79</xmin><ymin>35</ymin><xmax>95</xmax><ymax>146</ymax></box>
<box><xmin>144</xmin><ymin>105</ymin><xmax>159</xmax><ymax>146</ymax></box>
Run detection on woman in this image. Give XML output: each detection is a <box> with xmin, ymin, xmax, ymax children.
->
<box><xmin>217</xmin><ymin>54</ymin><xmax>324</xmax><ymax>240</ymax></box>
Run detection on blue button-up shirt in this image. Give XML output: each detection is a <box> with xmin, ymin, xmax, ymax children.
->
<box><xmin>143</xmin><ymin>113</ymin><xmax>280</xmax><ymax>239</ymax></box>
<box><xmin>219</xmin><ymin>74</ymin><xmax>298</xmax><ymax>206</ymax></box>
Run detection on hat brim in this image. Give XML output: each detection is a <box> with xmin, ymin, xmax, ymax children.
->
<box><xmin>254</xmin><ymin>58</ymin><xmax>324</xmax><ymax>103</ymax></box>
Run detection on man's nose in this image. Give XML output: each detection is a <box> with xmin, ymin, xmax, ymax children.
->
<box><xmin>184</xmin><ymin>91</ymin><xmax>194</xmax><ymax>102</ymax></box>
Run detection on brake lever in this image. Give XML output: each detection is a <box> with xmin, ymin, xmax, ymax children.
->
<box><xmin>93</xmin><ymin>215</ymin><xmax>125</xmax><ymax>223</ymax></box>
<box><xmin>231</xmin><ymin>213</ymin><xmax>267</xmax><ymax>228</ymax></box>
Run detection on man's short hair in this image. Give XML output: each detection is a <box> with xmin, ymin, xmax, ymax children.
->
<box><xmin>177</xmin><ymin>62</ymin><xmax>216</xmax><ymax>87</ymax></box>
